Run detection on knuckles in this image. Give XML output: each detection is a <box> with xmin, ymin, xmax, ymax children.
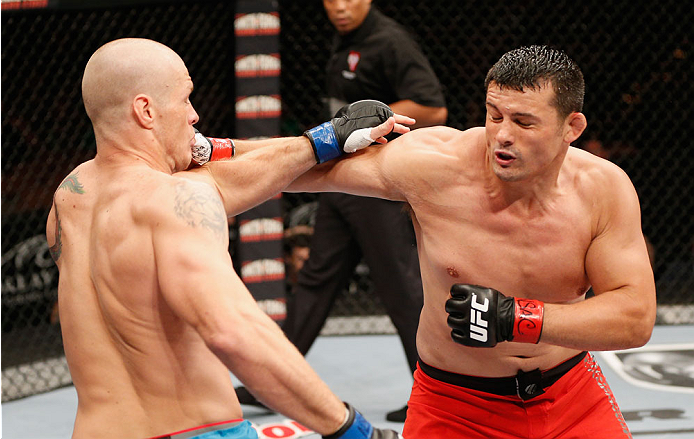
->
<box><xmin>338</xmin><ymin>99</ymin><xmax>393</xmax><ymax>122</ymax></box>
<box><xmin>445</xmin><ymin>297</ymin><xmax>468</xmax><ymax>314</ymax></box>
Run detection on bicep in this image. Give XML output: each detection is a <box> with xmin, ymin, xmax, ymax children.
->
<box><xmin>585</xmin><ymin>172</ymin><xmax>655</xmax><ymax>300</ymax></box>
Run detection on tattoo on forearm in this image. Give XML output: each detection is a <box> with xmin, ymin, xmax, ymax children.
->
<box><xmin>174</xmin><ymin>181</ymin><xmax>227</xmax><ymax>239</ymax></box>
<box><xmin>58</xmin><ymin>172</ymin><xmax>85</xmax><ymax>194</ymax></box>
<box><xmin>49</xmin><ymin>201</ymin><xmax>62</xmax><ymax>262</ymax></box>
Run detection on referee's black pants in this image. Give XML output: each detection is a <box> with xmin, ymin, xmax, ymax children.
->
<box><xmin>283</xmin><ymin>193</ymin><xmax>423</xmax><ymax>374</ymax></box>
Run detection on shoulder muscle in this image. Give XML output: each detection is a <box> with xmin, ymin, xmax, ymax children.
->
<box><xmin>381</xmin><ymin>126</ymin><xmax>482</xmax><ymax>195</ymax></box>
<box><xmin>568</xmin><ymin>148</ymin><xmax>641</xmax><ymax>237</ymax></box>
<box><xmin>146</xmin><ymin>177</ymin><xmax>228</xmax><ymax>243</ymax></box>
<box><xmin>172</xmin><ymin>179</ymin><xmax>228</xmax><ymax>240</ymax></box>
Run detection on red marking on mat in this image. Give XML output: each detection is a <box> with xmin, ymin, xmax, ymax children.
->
<box><xmin>254</xmin><ymin>419</ymin><xmax>314</xmax><ymax>438</ymax></box>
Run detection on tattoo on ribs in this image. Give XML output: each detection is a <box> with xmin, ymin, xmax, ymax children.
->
<box><xmin>49</xmin><ymin>202</ymin><xmax>62</xmax><ymax>262</ymax></box>
<box><xmin>58</xmin><ymin>172</ymin><xmax>85</xmax><ymax>194</ymax></box>
<box><xmin>174</xmin><ymin>181</ymin><xmax>227</xmax><ymax>239</ymax></box>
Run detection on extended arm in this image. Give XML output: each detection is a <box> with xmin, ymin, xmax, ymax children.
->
<box><xmin>287</xmin><ymin>125</ymin><xmax>458</xmax><ymax>202</ymax></box>
<box><xmin>152</xmin><ymin>179</ymin><xmax>399</xmax><ymax>437</ymax></box>
<box><xmin>183</xmin><ymin>135</ymin><xmax>317</xmax><ymax>216</ymax></box>
<box><xmin>182</xmin><ymin>101</ymin><xmax>412</xmax><ymax>216</ymax></box>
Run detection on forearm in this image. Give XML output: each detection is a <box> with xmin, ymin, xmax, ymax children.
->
<box><xmin>209</xmin><ymin>308</ymin><xmax>345</xmax><ymax>435</ymax></box>
<box><xmin>389</xmin><ymin>100</ymin><xmax>447</xmax><ymax>128</ymax></box>
<box><xmin>541</xmin><ymin>287</ymin><xmax>655</xmax><ymax>351</ymax></box>
<box><xmin>285</xmin><ymin>160</ymin><xmax>338</xmax><ymax>193</ymax></box>
<box><xmin>447</xmin><ymin>282</ymin><xmax>655</xmax><ymax>351</ymax></box>
<box><xmin>286</xmin><ymin>143</ymin><xmax>405</xmax><ymax>201</ymax></box>
<box><xmin>287</xmin><ymin>162</ymin><xmax>402</xmax><ymax>201</ymax></box>
<box><xmin>231</xmin><ymin>137</ymin><xmax>289</xmax><ymax>156</ymax></box>
<box><xmin>167</xmin><ymin>257</ymin><xmax>345</xmax><ymax>434</ymax></box>
<box><xmin>203</xmin><ymin>136</ymin><xmax>316</xmax><ymax>216</ymax></box>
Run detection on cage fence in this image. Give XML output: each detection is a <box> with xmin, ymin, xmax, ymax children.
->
<box><xmin>2</xmin><ymin>0</ymin><xmax>692</xmax><ymax>402</ymax></box>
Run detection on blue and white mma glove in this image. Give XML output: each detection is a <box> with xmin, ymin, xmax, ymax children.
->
<box><xmin>323</xmin><ymin>403</ymin><xmax>402</xmax><ymax>439</ymax></box>
<box><xmin>304</xmin><ymin>100</ymin><xmax>394</xmax><ymax>164</ymax></box>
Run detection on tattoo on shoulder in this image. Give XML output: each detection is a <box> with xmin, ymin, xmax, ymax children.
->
<box><xmin>173</xmin><ymin>181</ymin><xmax>227</xmax><ymax>239</ymax></box>
<box><xmin>58</xmin><ymin>171</ymin><xmax>85</xmax><ymax>194</ymax></box>
<box><xmin>49</xmin><ymin>201</ymin><xmax>62</xmax><ymax>262</ymax></box>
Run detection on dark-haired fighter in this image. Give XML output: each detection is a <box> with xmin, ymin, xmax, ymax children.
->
<box><xmin>286</xmin><ymin>46</ymin><xmax>655</xmax><ymax>438</ymax></box>
<box><xmin>46</xmin><ymin>37</ymin><xmax>412</xmax><ymax>439</ymax></box>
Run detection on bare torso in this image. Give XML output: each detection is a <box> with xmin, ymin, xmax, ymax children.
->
<box><xmin>401</xmin><ymin>127</ymin><xmax>595</xmax><ymax>375</ymax></box>
<box><xmin>48</xmin><ymin>159</ymin><xmax>239</xmax><ymax>438</ymax></box>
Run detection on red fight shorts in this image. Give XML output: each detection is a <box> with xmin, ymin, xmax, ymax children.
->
<box><xmin>403</xmin><ymin>352</ymin><xmax>631</xmax><ymax>439</ymax></box>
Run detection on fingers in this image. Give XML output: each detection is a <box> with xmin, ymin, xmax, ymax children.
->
<box><xmin>369</xmin><ymin>117</ymin><xmax>395</xmax><ymax>141</ymax></box>
<box><xmin>392</xmin><ymin>114</ymin><xmax>415</xmax><ymax>135</ymax></box>
<box><xmin>369</xmin><ymin>116</ymin><xmax>414</xmax><ymax>144</ymax></box>
<box><xmin>393</xmin><ymin>113</ymin><xmax>416</xmax><ymax>126</ymax></box>
<box><xmin>391</xmin><ymin>124</ymin><xmax>411</xmax><ymax>135</ymax></box>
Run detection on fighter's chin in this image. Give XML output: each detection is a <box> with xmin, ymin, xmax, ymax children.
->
<box><xmin>492</xmin><ymin>164</ymin><xmax>523</xmax><ymax>182</ymax></box>
<box><xmin>173</xmin><ymin>154</ymin><xmax>193</xmax><ymax>173</ymax></box>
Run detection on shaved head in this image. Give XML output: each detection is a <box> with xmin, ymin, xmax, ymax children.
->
<box><xmin>82</xmin><ymin>38</ymin><xmax>188</xmax><ymax>125</ymax></box>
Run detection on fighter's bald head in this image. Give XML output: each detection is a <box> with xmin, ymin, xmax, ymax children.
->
<box><xmin>82</xmin><ymin>38</ymin><xmax>188</xmax><ymax>125</ymax></box>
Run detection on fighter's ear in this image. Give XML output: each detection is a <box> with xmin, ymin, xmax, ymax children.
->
<box><xmin>133</xmin><ymin>94</ymin><xmax>155</xmax><ymax>129</ymax></box>
<box><xmin>563</xmin><ymin>112</ymin><xmax>587</xmax><ymax>144</ymax></box>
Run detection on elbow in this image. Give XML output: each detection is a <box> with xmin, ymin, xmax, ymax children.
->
<box><xmin>434</xmin><ymin>107</ymin><xmax>448</xmax><ymax>126</ymax></box>
<box><xmin>200</xmin><ymin>307</ymin><xmax>275</xmax><ymax>364</ymax></box>
<box><xmin>203</xmin><ymin>325</ymin><xmax>246</xmax><ymax>360</ymax></box>
<box><xmin>626</xmin><ymin>303</ymin><xmax>656</xmax><ymax>348</ymax></box>
<box><xmin>204</xmin><ymin>325</ymin><xmax>264</xmax><ymax>368</ymax></box>
<box><xmin>198</xmin><ymin>312</ymin><xmax>253</xmax><ymax>360</ymax></box>
<box><xmin>629</xmin><ymin>321</ymin><xmax>653</xmax><ymax>348</ymax></box>
<box><xmin>408</xmin><ymin>106</ymin><xmax>448</xmax><ymax>129</ymax></box>
<box><xmin>417</xmin><ymin>107</ymin><xmax>447</xmax><ymax>128</ymax></box>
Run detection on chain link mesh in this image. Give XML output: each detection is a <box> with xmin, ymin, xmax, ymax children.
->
<box><xmin>2</xmin><ymin>0</ymin><xmax>692</xmax><ymax>401</ymax></box>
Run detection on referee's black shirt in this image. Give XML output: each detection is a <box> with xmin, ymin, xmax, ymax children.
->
<box><xmin>325</xmin><ymin>7</ymin><xmax>446</xmax><ymax>116</ymax></box>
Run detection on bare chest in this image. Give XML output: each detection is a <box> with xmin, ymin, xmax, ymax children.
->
<box><xmin>412</xmin><ymin>189</ymin><xmax>592</xmax><ymax>302</ymax></box>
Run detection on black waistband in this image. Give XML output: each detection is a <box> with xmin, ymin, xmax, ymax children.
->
<box><xmin>418</xmin><ymin>351</ymin><xmax>588</xmax><ymax>401</ymax></box>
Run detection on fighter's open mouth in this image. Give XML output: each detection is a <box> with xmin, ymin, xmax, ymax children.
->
<box><xmin>496</xmin><ymin>151</ymin><xmax>514</xmax><ymax>160</ymax></box>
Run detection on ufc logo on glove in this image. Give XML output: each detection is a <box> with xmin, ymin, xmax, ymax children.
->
<box><xmin>446</xmin><ymin>284</ymin><xmax>544</xmax><ymax>348</ymax></box>
<box><xmin>469</xmin><ymin>293</ymin><xmax>489</xmax><ymax>342</ymax></box>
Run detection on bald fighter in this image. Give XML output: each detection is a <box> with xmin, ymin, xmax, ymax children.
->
<box><xmin>46</xmin><ymin>38</ymin><xmax>412</xmax><ymax>439</ymax></box>
<box><xmin>284</xmin><ymin>46</ymin><xmax>656</xmax><ymax>438</ymax></box>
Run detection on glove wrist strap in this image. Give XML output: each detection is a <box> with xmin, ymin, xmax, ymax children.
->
<box><xmin>191</xmin><ymin>131</ymin><xmax>235</xmax><ymax>165</ymax></box>
<box><xmin>512</xmin><ymin>298</ymin><xmax>544</xmax><ymax>343</ymax></box>
<box><xmin>323</xmin><ymin>403</ymin><xmax>373</xmax><ymax>439</ymax></box>
<box><xmin>305</xmin><ymin>122</ymin><xmax>342</xmax><ymax>163</ymax></box>
<box><xmin>209</xmin><ymin>137</ymin><xmax>235</xmax><ymax>162</ymax></box>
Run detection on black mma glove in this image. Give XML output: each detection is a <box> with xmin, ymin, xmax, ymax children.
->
<box><xmin>445</xmin><ymin>284</ymin><xmax>544</xmax><ymax>348</ymax></box>
<box><xmin>304</xmin><ymin>100</ymin><xmax>394</xmax><ymax>163</ymax></box>
<box><xmin>323</xmin><ymin>402</ymin><xmax>402</xmax><ymax>439</ymax></box>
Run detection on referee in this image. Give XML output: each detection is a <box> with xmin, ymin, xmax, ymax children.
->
<box><xmin>238</xmin><ymin>0</ymin><xmax>447</xmax><ymax>422</ymax></box>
